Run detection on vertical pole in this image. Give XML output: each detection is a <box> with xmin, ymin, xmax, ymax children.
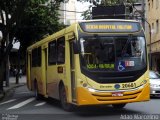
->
<box><xmin>16</xmin><ymin>50</ymin><xmax>20</xmax><ymax>84</ymax></box>
<box><xmin>142</xmin><ymin>0</ymin><xmax>145</xmax><ymax>29</ymax></box>
<box><xmin>149</xmin><ymin>24</ymin><xmax>152</xmax><ymax>70</ymax></box>
<box><xmin>0</xmin><ymin>56</ymin><xmax>4</xmax><ymax>92</ymax></box>
<box><xmin>5</xmin><ymin>33</ymin><xmax>9</xmax><ymax>87</ymax></box>
<box><xmin>65</xmin><ymin>2</ymin><xmax>66</xmax><ymax>25</ymax></box>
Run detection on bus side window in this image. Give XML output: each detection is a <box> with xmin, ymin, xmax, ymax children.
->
<box><xmin>32</xmin><ymin>47</ymin><xmax>41</xmax><ymax>67</ymax></box>
<box><xmin>57</xmin><ymin>37</ymin><xmax>65</xmax><ymax>64</ymax></box>
<box><xmin>48</xmin><ymin>40</ymin><xmax>57</xmax><ymax>65</ymax></box>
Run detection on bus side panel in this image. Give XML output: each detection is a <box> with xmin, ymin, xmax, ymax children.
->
<box><xmin>47</xmin><ymin>65</ymin><xmax>59</xmax><ymax>99</ymax></box>
<box><xmin>29</xmin><ymin>47</ymin><xmax>44</xmax><ymax>95</ymax></box>
<box><xmin>30</xmin><ymin>67</ymin><xmax>43</xmax><ymax>94</ymax></box>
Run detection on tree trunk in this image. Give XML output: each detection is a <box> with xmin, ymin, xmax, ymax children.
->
<box><xmin>15</xmin><ymin>50</ymin><xmax>20</xmax><ymax>84</ymax></box>
<box><xmin>0</xmin><ymin>42</ymin><xmax>5</xmax><ymax>93</ymax></box>
<box><xmin>16</xmin><ymin>73</ymin><xmax>19</xmax><ymax>84</ymax></box>
<box><xmin>0</xmin><ymin>59</ymin><xmax>5</xmax><ymax>93</ymax></box>
<box><xmin>0</xmin><ymin>33</ymin><xmax>12</xmax><ymax>91</ymax></box>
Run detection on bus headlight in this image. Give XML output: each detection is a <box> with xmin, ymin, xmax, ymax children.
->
<box><xmin>88</xmin><ymin>87</ymin><xmax>96</xmax><ymax>92</ymax></box>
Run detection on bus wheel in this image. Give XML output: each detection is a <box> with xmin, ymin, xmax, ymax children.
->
<box><xmin>59</xmin><ymin>85</ymin><xmax>74</xmax><ymax>111</ymax></box>
<box><xmin>112</xmin><ymin>104</ymin><xmax>126</xmax><ymax>109</ymax></box>
<box><xmin>34</xmin><ymin>81</ymin><xmax>40</xmax><ymax>100</ymax></box>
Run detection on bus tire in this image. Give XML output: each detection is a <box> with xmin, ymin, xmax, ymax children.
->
<box><xmin>112</xmin><ymin>103</ymin><xmax>126</xmax><ymax>109</ymax></box>
<box><xmin>34</xmin><ymin>81</ymin><xmax>41</xmax><ymax>100</ymax></box>
<box><xmin>59</xmin><ymin>84</ymin><xmax>74</xmax><ymax>111</ymax></box>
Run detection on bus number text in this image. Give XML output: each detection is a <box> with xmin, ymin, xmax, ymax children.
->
<box><xmin>122</xmin><ymin>83</ymin><xmax>136</xmax><ymax>88</ymax></box>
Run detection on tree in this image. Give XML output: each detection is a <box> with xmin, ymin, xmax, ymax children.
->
<box><xmin>0</xmin><ymin>0</ymin><xmax>28</xmax><ymax>92</ymax></box>
<box><xmin>16</xmin><ymin>0</ymin><xmax>65</xmax><ymax>51</ymax></box>
<box><xmin>0</xmin><ymin>0</ymin><xmax>65</xmax><ymax>92</ymax></box>
<box><xmin>77</xmin><ymin>0</ymin><xmax>138</xmax><ymax>20</ymax></box>
<box><xmin>15</xmin><ymin>0</ymin><xmax>65</xmax><ymax>83</ymax></box>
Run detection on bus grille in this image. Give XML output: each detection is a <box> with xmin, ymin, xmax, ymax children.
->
<box><xmin>91</xmin><ymin>89</ymin><xmax>142</xmax><ymax>102</ymax></box>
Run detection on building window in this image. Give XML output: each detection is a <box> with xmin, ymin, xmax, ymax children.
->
<box><xmin>152</xmin><ymin>23</ymin><xmax>154</xmax><ymax>30</ymax></box>
<box><xmin>148</xmin><ymin>3</ymin><xmax>150</xmax><ymax>11</ymax></box>
<box><xmin>57</xmin><ymin>37</ymin><xmax>65</xmax><ymax>64</ymax></box>
<box><xmin>156</xmin><ymin>0</ymin><xmax>159</xmax><ymax>9</ymax></box>
<box><xmin>156</xmin><ymin>20</ymin><xmax>159</xmax><ymax>33</ymax></box>
<box><xmin>48</xmin><ymin>40</ymin><xmax>57</xmax><ymax>65</ymax></box>
<box><xmin>152</xmin><ymin>0</ymin><xmax>153</xmax><ymax>8</ymax></box>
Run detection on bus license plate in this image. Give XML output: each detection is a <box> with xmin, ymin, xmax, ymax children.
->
<box><xmin>112</xmin><ymin>92</ymin><xmax>123</xmax><ymax>97</ymax></box>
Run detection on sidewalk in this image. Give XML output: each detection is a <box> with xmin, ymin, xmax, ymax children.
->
<box><xmin>0</xmin><ymin>76</ymin><xmax>26</xmax><ymax>100</ymax></box>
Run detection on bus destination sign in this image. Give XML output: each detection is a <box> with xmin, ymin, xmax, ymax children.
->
<box><xmin>79</xmin><ymin>21</ymin><xmax>141</xmax><ymax>33</ymax></box>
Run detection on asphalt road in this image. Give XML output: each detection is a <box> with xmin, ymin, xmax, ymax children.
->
<box><xmin>0</xmin><ymin>85</ymin><xmax>160</xmax><ymax>120</ymax></box>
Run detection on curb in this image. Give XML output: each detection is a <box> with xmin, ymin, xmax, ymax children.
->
<box><xmin>0</xmin><ymin>84</ymin><xmax>25</xmax><ymax>101</ymax></box>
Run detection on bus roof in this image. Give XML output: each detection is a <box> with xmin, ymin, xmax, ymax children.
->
<box><xmin>27</xmin><ymin>22</ymin><xmax>77</xmax><ymax>51</ymax></box>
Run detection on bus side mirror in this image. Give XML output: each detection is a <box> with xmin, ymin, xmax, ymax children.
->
<box><xmin>73</xmin><ymin>41</ymin><xmax>79</xmax><ymax>54</ymax></box>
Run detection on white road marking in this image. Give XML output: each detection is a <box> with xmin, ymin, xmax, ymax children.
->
<box><xmin>34</xmin><ymin>102</ymin><xmax>46</xmax><ymax>106</ymax></box>
<box><xmin>7</xmin><ymin>97</ymin><xmax>35</xmax><ymax>110</ymax></box>
<box><xmin>0</xmin><ymin>99</ymin><xmax>17</xmax><ymax>105</ymax></box>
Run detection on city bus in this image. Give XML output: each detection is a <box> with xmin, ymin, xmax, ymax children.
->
<box><xmin>26</xmin><ymin>19</ymin><xmax>150</xmax><ymax>111</ymax></box>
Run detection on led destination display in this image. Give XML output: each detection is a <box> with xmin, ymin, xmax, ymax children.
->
<box><xmin>79</xmin><ymin>21</ymin><xmax>141</xmax><ymax>33</ymax></box>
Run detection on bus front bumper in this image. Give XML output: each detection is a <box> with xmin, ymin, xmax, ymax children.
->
<box><xmin>76</xmin><ymin>83</ymin><xmax>150</xmax><ymax>106</ymax></box>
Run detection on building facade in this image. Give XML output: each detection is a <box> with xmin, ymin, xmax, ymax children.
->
<box><xmin>59</xmin><ymin>0</ymin><xmax>76</xmax><ymax>25</ymax></box>
<box><xmin>147</xmin><ymin>0</ymin><xmax>160</xmax><ymax>72</ymax></box>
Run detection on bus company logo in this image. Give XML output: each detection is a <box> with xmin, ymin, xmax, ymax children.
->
<box><xmin>114</xmin><ymin>84</ymin><xmax>120</xmax><ymax>89</ymax></box>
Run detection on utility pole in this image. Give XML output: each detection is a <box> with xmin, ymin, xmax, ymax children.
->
<box><xmin>141</xmin><ymin>0</ymin><xmax>145</xmax><ymax>29</ymax></box>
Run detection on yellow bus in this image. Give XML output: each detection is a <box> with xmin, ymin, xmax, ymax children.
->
<box><xmin>26</xmin><ymin>19</ymin><xmax>150</xmax><ymax>111</ymax></box>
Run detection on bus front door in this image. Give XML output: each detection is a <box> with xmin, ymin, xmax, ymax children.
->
<box><xmin>42</xmin><ymin>47</ymin><xmax>48</xmax><ymax>97</ymax></box>
<box><xmin>70</xmin><ymin>41</ymin><xmax>76</xmax><ymax>102</ymax></box>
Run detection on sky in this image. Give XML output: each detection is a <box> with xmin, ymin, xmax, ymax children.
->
<box><xmin>76</xmin><ymin>1</ymin><xmax>91</xmax><ymax>20</ymax></box>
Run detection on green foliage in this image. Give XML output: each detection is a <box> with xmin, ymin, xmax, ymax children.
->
<box><xmin>0</xmin><ymin>0</ymin><xmax>28</xmax><ymax>91</ymax></box>
<box><xmin>0</xmin><ymin>0</ymin><xmax>65</xmax><ymax>49</ymax></box>
<box><xmin>16</xmin><ymin>0</ymin><xmax>65</xmax><ymax>45</ymax></box>
<box><xmin>15</xmin><ymin>0</ymin><xmax>65</xmax><ymax>56</ymax></box>
<box><xmin>77</xmin><ymin>0</ymin><xmax>138</xmax><ymax>5</ymax></box>
<box><xmin>81</xmin><ymin>5</ymin><xmax>92</xmax><ymax>20</ymax></box>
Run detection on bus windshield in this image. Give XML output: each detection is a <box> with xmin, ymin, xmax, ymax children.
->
<box><xmin>79</xmin><ymin>35</ymin><xmax>146</xmax><ymax>72</ymax></box>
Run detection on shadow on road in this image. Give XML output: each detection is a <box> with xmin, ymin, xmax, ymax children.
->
<box><xmin>45</xmin><ymin>97</ymin><xmax>61</xmax><ymax>108</ymax></box>
<box><xmin>150</xmin><ymin>96</ymin><xmax>160</xmax><ymax>99</ymax></box>
<box><xmin>44</xmin><ymin>97</ymin><xmax>146</xmax><ymax>117</ymax></box>
<box><xmin>73</xmin><ymin>105</ymin><xmax>144</xmax><ymax>117</ymax></box>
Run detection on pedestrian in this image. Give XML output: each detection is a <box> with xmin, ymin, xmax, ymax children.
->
<box><xmin>19</xmin><ymin>69</ymin><xmax>22</xmax><ymax>78</ymax></box>
<box><xmin>14</xmin><ymin>68</ymin><xmax>17</xmax><ymax>77</ymax></box>
<box><xmin>154</xmin><ymin>67</ymin><xmax>159</xmax><ymax>74</ymax></box>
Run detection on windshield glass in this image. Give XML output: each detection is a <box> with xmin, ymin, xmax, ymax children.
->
<box><xmin>149</xmin><ymin>71</ymin><xmax>160</xmax><ymax>79</ymax></box>
<box><xmin>79</xmin><ymin>36</ymin><xmax>146</xmax><ymax>71</ymax></box>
